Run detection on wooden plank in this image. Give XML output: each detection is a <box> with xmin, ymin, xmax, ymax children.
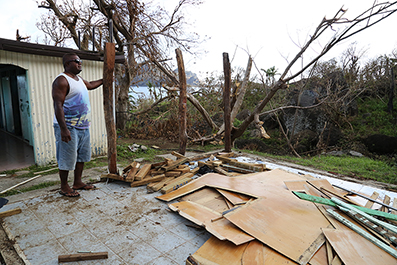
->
<box><xmin>169</xmin><ymin>201</ymin><xmax>254</xmax><ymax>245</ymax></box>
<box><xmin>162</xmin><ymin>157</ymin><xmax>189</xmax><ymax>172</ymax></box>
<box><xmin>392</xmin><ymin>198</ymin><xmax>397</xmax><ymax>215</ymax></box>
<box><xmin>103</xmin><ymin>42</ymin><xmax>117</xmax><ymax>174</ymax></box>
<box><xmin>147</xmin><ymin>177</ymin><xmax>176</xmax><ymax>192</ymax></box>
<box><xmin>320</xmin><ymin>186</ymin><xmax>363</xmax><ymax>206</ymax></box>
<box><xmin>216</xmin><ymin>189</ymin><xmax>252</xmax><ymax>206</ymax></box>
<box><xmin>0</xmin><ymin>175</ymin><xmax>43</xmax><ymax>194</ymax></box>
<box><xmin>160</xmin><ymin>173</ymin><xmax>193</xmax><ymax>194</ymax></box>
<box><xmin>134</xmin><ymin>164</ymin><xmax>151</xmax><ymax>181</ymax></box>
<box><xmin>216</xmin><ymin>156</ymin><xmax>264</xmax><ymax>172</ymax></box>
<box><xmin>365</xmin><ymin>191</ymin><xmax>379</xmax><ymax>208</ymax></box>
<box><xmin>0</xmin><ymin>208</ymin><xmax>22</xmax><ymax>218</ymax></box>
<box><xmin>125</xmin><ymin>162</ymin><xmax>140</xmax><ymax>181</ymax></box>
<box><xmin>130</xmin><ymin>174</ymin><xmax>165</xmax><ymax>187</ymax></box>
<box><xmin>322</xmin><ymin>228</ymin><xmax>397</xmax><ymax>265</ymax></box>
<box><xmin>220</xmin><ymin>164</ymin><xmax>256</xmax><ymax>174</ymax></box>
<box><xmin>214</xmin><ymin>166</ymin><xmax>233</xmax><ymax>176</ymax></box>
<box><xmin>58</xmin><ymin>252</ymin><xmax>108</xmax><ymax>262</ymax></box>
<box><xmin>171</xmin><ymin>151</ymin><xmax>188</xmax><ymax>160</ymax></box>
<box><xmin>100</xmin><ymin>174</ymin><xmax>127</xmax><ymax>182</ymax></box>
<box><xmin>381</xmin><ymin>195</ymin><xmax>391</xmax><ymax>212</ymax></box>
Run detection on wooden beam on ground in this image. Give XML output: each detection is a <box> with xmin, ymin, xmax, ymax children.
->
<box><xmin>381</xmin><ymin>195</ymin><xmax>391</xmax><ymax>212</ymax></box>
<box><xmin>214</xmin><ymin>167</ymin><xmax>233</xmax><ymax>177</ymax></box>
<box><xmin>176</xmin><ymin>48</ymin><xmax>188</xmax><ymax>155</ymax></box>
<box><xmin>186</xmin><ymin>151</ymin><xmax>219</xmax><ymax>162</ymax></box>
<box><xmin>223</xmin><ymin>53</ymin><xmax>232</xmax><ymax>153</ymax></box>
<box><xmin>162</xmin><ymin>157</ymin><xmax>190</xmax><ymax>172</ymax></box>
<box><xmin>160</xmin><ymin>173</ymin><xmax>194</xmax><ymax>194</ymax></box>
<box><xmin>103</xmin><ymin>42</ymin><xmax>117</xmax><ymax>174</ymax></box>
<box><xmin>130</xmin><ymin>174</ymin><xmax>165</xmax><ymax>187</ymax></box>
<box><xmin>0</xmin><ymin>175</ymin><xmax>43</xmax><ymax>194</ymax></box>
<box><xmin>148</xmin><ymin>176</ymin><xmax>177</xmax><ymax>192</ymax></box>
<box><xmin>171</xmin><ymin>151</ymin><xmax>189</xmax><ymax>160</ymax></box>
<box><xmin>100</xmin><ymin>174</ymin><xmax>127</xmax><ymax>182</ymax></box>
<box><xmin>58</xmin><ymin>252</ymin><xmax>108</xmax><ymax>262</ymax></box>
<box><xmin>216</xmin><ymin>156</ymin><xmax>264</xmax><ymax>172</ymax></box>
<box><xmin>220</xmin><ymin>164</ymin><xmax>255</xmax><ymax>174</ymax></box>
<box><xmin>0</xmin><ymin>208</ymin><xmax>21</xmax><ymax>218</ymax></box>
<box><xmin>364</xmin><ymin>191</ymin><xmax>379</xmax><ymax>209</ymax></box>
<box><xmin>125</xmin><ymin>162</ymin><xmax>140</xmax><ymax>181</ymax></box>
<box><xmin>134</xmin><ymin>164</ymin><xmax>152</xmax><ymax>181</ymax></box>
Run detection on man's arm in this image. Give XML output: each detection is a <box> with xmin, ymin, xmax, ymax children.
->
<box><xmin>84</xmin><ymin>79</ymin><xmax>103</xmax><ymax>90</ymax></box>
<box><xmin>52</xmin><ymin>76</ymin><xmax>71</xmax><ymax>143</ymax></box>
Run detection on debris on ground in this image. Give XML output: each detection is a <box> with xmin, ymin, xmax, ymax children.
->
<box><xmin>98</xmin><ymin>151</ymin><xmax>397</xmax><ymax>264</ymax></box>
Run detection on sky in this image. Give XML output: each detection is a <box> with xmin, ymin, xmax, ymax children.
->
<box><xmin>1</xmin><ymin>0</ymin><xmax>397</xmax><ymax>80</ymax></box>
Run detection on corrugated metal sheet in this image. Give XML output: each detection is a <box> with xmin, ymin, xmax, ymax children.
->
<box><xmin>0</xmin><ymin>50</ymin><xmax>107</xmax><ymax>166</ymax></box>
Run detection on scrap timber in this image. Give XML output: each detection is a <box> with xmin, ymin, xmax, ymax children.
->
<box><xmin>100</xmin><ymin>151</ymin><xmax>397</xmax><ymax>264</ymax></box>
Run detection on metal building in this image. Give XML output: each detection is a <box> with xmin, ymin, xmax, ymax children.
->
<box><xmin>0</xmin><ymin>38</ymin><xmax>117</xmax><ymax>167</ymax></box>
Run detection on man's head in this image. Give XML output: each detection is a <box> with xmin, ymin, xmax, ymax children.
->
<box><xmin>62</xmin><ymin>53</ymin><xmax>82</xmax><ymax>75</ymax></box>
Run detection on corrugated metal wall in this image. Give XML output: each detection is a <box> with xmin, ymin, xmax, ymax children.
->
<box><xmin>0</xmin><ymin>50</ymin><xmax>107</xmax><ymax>166</ymax></box>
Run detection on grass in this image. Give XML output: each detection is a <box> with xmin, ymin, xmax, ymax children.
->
<box><xmin>246</xmin><ymin>150</ymin><xmax>397</xmax><ymax>185</ymax></box>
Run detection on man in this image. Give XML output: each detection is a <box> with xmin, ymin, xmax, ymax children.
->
<box><xmin>52</xmin><ymin>53</ymin><xmax>103</xmax><ymax>197</ymax></box>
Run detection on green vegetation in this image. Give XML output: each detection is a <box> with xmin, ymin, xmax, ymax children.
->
<box><xmin>351</xmin><ymin>97</ymin><xmax>397</xmax><ymax>137</ymax></box>
<box><xmin>244</xmin><ymin>150</ymin><xmax>397</xmax><ymax>185</ymax></box>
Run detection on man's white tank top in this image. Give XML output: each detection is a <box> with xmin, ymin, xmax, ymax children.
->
<box><xmin>53</xmin><ymin>73</ymin><xmax>91</xmax><ymax>129</ymax></box>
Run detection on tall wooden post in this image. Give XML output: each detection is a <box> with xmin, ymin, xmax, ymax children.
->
<box><xmin>223</xmin><ymin>53</ymin><xmax>232</xmax><ymax>152</ymax></box>
<box><xmin>103</xmin><ymin>42</ymin><xmax>117</xmax><ymax>173</ymax></box>
<box><xmin>176</xmin><ymin>48</ymin><xmax>187</xmax><ymax>155</ymax></box>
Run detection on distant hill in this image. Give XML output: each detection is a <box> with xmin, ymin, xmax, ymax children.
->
<box><xmin>133</xmin><ymin>69</ymin><xmax>199</xmax><ymax>87</ymax></box>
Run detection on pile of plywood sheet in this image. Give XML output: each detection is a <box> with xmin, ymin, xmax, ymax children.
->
<box><xmin>156</xmin><ymin>166</ymin><xmax>397</xmax><ymax>264</ymax></box>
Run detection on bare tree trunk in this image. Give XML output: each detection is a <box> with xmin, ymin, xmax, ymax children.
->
<box><xmin>115</xmin><ymin>64</ymin><xmax>130</xmax><ymax>130</ymax></box>
<box><xmin>103</xmin><ymin>43</ymin><xmax>117</xmax><ymax>174</ymax></box>
<box><xmin>217</xmin><ymin>56</ymin><xmax>252</xmax><ymax>135</ymax></box>
<box><xmin>176</xmin><ymin>49</ymin><xmax>188</xmax><ymax>155</ymax></box>
<box><xmin>223</xmin><ymin>53</ymin><xmax>232</xmax><ymax>152</ymax></box>
<box><xmin>231</xmin><ymin>80</ymin><xmax>288</xmax><ymax>142</ymax></box>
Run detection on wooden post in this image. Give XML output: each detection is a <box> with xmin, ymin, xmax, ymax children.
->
<box><xmin>223</xmin><ymin>53</ymin><xmax>232</xmax><ymax>152</ymax></box>
<box><xmin>103</xmin><ymin>42</ymin><xmax>117</xmax><ymax>174</ymax></box>
<box><xmin>176</xmin><ymin>48</ymin><xmax>187</xmax><ymax>155</ymax></box>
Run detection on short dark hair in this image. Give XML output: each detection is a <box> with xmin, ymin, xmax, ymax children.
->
<box><xmin>62</xmin><ymin>53</ymin><xmax>79</xmax><ymax>66</ymax></box>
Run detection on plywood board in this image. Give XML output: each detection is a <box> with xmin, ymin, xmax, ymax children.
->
<box><xmin>188</xmin><ymin>236</ymin><xmax>248</xmax><ymax>265</ymax></box>
<box><xmin>216</xmin><ymin>188</ymin><xmax>253</xmax><ymax>205</ymax></box>
<box><xmin>157</xmin><ymin>168</ymin><xmax>304</xmax><ymax>202</ymax></box>
<box><xmin>224</xmin><ymin>189</ymin><xmax>330</xmax><ymax>264</ymax></box>
<box><xmin>180</xmin><ymin>187</ymin><xmax>230</xmax><ymax>213</ymax></box>
<box><xmin>169</xmin><ymin>201</ymin><xmax>254</xmax><ymax>245</ymax></box>
<box><xmin>189</xmin><ymin>236</ymin><xmax>294</xmax><ymax>265</ymax></box>
<box><xmin>322</xmin><ymin>228</ymin><xmax>397</xmax><ymax>265</ymax></box>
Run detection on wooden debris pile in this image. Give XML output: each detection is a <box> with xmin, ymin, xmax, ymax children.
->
<box><xmin>155</xmin><ymin>167</ymin><xmax>397</xmax><ymax>265</ymax></box>
<box><xmin>100</xmin><ymin>151</ymin><xmax>267</xmax><ymax>194</ymax></box>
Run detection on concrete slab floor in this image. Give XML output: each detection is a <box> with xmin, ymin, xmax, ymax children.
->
<box><xmin>2</xmin><ymin>153</ymin><xmax>397</xmax><ymax>264</ymax></box>
<box><xmin>1</xmin><ymin>181</ymin><xmax>211</xmax><ymax>265</ymax></box>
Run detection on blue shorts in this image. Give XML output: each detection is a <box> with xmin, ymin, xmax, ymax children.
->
<box><xmin>54</xmin><ymin>124</ymin><xmax>91</xmax><ymax>171</ymax></box>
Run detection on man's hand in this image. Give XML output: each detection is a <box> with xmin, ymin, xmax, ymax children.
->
<box><xmin>61</xmin><ymin>128</ymin><xmax>71</xmax><ymax>143</ymax></box>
